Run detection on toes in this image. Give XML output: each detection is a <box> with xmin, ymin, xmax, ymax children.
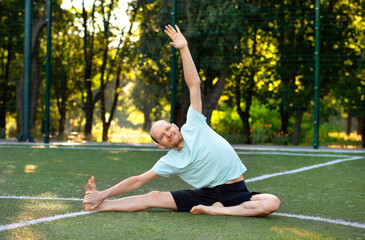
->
<box><xmin>85</xmin><ymin>176</ymin><xmax>97</xmax><ymax>192</ymax></box>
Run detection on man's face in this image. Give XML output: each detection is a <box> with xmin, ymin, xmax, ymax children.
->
<box><xmin>150</xmin><ymin>120</ymin><xmax>183</xmax><ymax>149</ymax></box>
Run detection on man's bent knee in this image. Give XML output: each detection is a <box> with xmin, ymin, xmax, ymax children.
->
<box><xmin>252</xmin><ymin>194</ymin><xmax>280</xmax><ymax>216</ymax></box>
<box><xmin>262</xmin><ymin>194</ymin><xmax>280</xmax><ymax>215</ymax></box>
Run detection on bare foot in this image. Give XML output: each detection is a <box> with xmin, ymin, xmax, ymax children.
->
<box><xmin>83</xmin><ymin>176</ymin><xmax>97</xmax><ymax>211</ymax></box>
<box><xmin>190</xmin><ymin>202</ymin><xmax>224</xmax><ymax>215</ymax></box>
<box><xmin>212</xmin><ymin>202</ymin><xmax>224</xmax><ymax>208</ymax></box>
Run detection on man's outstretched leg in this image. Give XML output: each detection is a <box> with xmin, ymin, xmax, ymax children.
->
<box><xmin>83</xmin><ymin>177</ymin><xmax>178</xmax><ymax>212</ymax></box>
<box><xmin>190</xmin><ymin>194</ymin><xmax>280</xmax><ymax>217</ymax></box>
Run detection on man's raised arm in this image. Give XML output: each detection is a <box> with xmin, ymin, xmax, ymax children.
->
<box><xmin>164</xmin><ymin>25</ymin><xmax>202</xmax><ymax>114</ymax></box>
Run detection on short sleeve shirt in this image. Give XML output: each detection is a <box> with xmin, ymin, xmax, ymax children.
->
<box><xmin>152</xmin><ymin>107</ymin><xmax>247</xmax><ymax>189</ymax></box>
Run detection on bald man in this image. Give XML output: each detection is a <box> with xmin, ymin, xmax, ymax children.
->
<box><xmin>83</xmin><ymin>25</ymin><xmax>280</xmax><ymax>217</ymax></box>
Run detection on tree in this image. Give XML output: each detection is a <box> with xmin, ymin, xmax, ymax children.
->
<box><xmin>14</xmin><ymin>0</ymin><xmax>48</xmax><ymax>134</ymax></box>
<box><xmin>70</xmin><ymin>0</ymin><xmax>126</xmax><ymax>140</ymax></box>
<box><xmin>129</xmin><ymin>0</ymin><xmax>171</xmax><ymax>130</ymax></box>
<box><xmin>176</xmin><ymin>0</ymin><xmax>250</xmax><ymax>125</ymax></box>
<box><xmin>0</xmin><ymin>0</ymin><xmax>23</xmax><ymax>135</ymax></box>
<box><xmin>230</xmin><ymin>2</ymin><xmax>277</xmax><ymax>144</ymax></box>
<box><xmin>326</xmin><ymin>1</ymin><xmax>365</xmax><ymax>146</ymax></box>
<box><xmin>51</xmin><ymin>2</ymin><xmax>80</xmax><ymax>137</ymax></box>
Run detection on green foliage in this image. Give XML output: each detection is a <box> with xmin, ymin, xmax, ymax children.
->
<box><xmin>211</xmin><ymin>105</ymin><xmax>242</xmax><ymax>134</ymax></box>
<box><xmin>250</xmin><ymin>122</ymin><xmax>273</xmax><ymax>144</ymax></box>
<box><xmin>249</xmin><ymin>100</ymin><xmax>281</xmax><ymax>132</ymax></box>
<box><xmin>272</xmin><ymin>132</ymin><xmax>291</xmax><ymax>145</ymax></box>
<box><xmin>0</xmin><ymin>0</ymin><xmax>364</xmax><ymax>147</ymax></box>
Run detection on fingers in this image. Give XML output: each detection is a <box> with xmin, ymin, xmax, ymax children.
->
<box><xmin>164</xmin><ymin>26</ymin><xmax>174</xmax><ymax>39</ymax></box>
<box><xmin>165</xmin><ymin>24</ymin><xmax>176</xmax><ymax>34</ymax></box>
<box><xmin>164</xmin><ymin>24</ymin><xmax>180</xmax><ymax>39</ymax></box>
<box><xmin>175</xmin><ymin>25</ymin><xmax>181</xmax><ymax>33</ymax></box>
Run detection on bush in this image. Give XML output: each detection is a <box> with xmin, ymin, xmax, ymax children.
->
<box><xmin>272</xmin><ymin>131</ymin><xmax>291</xmax><ymax>145</ymax></box>
<box><xmin>250</xmin><ymin>123</ymin><xmax>273</xmax><ymax>144</ymax></box>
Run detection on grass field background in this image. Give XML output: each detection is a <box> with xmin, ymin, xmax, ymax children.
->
<box><xmin>0</xmin><ymin>143</ymin><xmax>364</xmax><ymax>239</ymax></box>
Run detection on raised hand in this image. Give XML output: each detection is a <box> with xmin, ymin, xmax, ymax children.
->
<box><xmin>164</xmin><ymin>25</ymin><xmax>188</xmax><ymax>49</ymax></box>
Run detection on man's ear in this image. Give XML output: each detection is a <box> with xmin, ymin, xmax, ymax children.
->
<box><xmin>172</xmin><ymin>123</ymin><xmax>179</xmax><ymax>130</ymax></box>
<box><xmin>156</xmin><ymin>143</ymin><xmax>166</xmax><ymax>149</ymax></box>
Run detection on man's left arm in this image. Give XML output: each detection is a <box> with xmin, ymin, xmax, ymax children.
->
<box><xmin>165</xmin><ymin>25</ymin><xmax>202</xmax><ymax>113</ymax></box>
<box><xmin>84</xmin><ymin>169</ymin><xmax>159</xmax><ymax>210</ymax></box>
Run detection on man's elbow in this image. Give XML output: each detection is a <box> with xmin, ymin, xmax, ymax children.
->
<box><xmin>129</xmin><ymin>175</ymin><xmax>144</xmax><ymax>191</ymax></box>
<box><xmin>190</xmin><ymin>80</ymin><xmax>201</xmax><ymax>91</ymax></box>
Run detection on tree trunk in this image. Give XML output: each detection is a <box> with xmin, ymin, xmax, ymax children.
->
<box><xmin>202</xmin><ymin>68</ymin><xmax>228</xmax><ymax>125</ymax></box>
<box><xmin>175</xmin><ymin>87</ymin><xmax>189</xmax><ymax>128</ymax></box>
<box><xmin>102</xmin><ymin>65</ymin><xmax>121</xmax><ymax>141</ymax></box>
<box><xmin>292</xmin><ymin>109</ymin><xmax>304</xmax><ymax>145</ymax></box>
<box><xmin>361</xmin><ymin>115</ymin><xmax>365</xmax><ymax>148</ymax></box>
<box><xmin>30</xmin><ymin>3</ymin><xmax>47</xmax><ymax>131</ymax></box>
<box><xmin>82</xmin><ymin>0</ymin><xmax>97</xmax><ymax>138</ymax></box>
<box><xmin>142</xmin><ymin>111</ymin><xmax>151</xmax><ymax>131</ymax></box>
<box><xmin>235</xmin><ymin>76</ymin><xmax>252</xmax><ymax>144</ymax></box>
<box><xmin>0</xmin><ymin>39</ymin><xmax>13</xmax><ymax>131</ymax></box>
<box><xmin>357</xmin><ymin>116</ymin><xmax>364</xmax><ymax>136</ymax></box>
<box><xmin>345</xmin><ymin>112</ymin><xmax>352</xmax><ymax>135</ymax></box>
<box><xmin>55</xmin><ymin>74</ymin><xmax>68</xmax><ymax>137</ymax></box>
<box><xmin>58</xmin><ymin>110</ymin><xmax>66</xmax><ymax>138</ymax></box>
<box><xmin>16</xmin><ymin>76</ymin><xmax>22</xmax><ymax>132</ymax></box>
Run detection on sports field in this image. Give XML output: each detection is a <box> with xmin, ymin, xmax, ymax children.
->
<box><xmin>0</xmin><ymin>143</ymin><xmax>364</xmax><ymax>239</ymax></box>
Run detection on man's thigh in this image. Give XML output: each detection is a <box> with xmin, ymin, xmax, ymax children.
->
<box><xmin>148</xmin><ymin>191</ymin><xmax>178</xmax><ymax>210</ymax></box>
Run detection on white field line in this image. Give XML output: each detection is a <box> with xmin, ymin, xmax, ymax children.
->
<box><xmin>245</xmin><ymin>156</ymin><xmax>364</xmax><ymax>183</ymax></box>
<box><xmin>0</xmin><ymin>145</ymin><xmax>167</xmax><ymax>152</ymax></box>
<box><xmin>236</xmin><ymin>151</ymin><xmax>354</xmax><ymax>158</ymax></box>
<box><xmin>1</xmin><ymin>141</ymin><xmax>365</xmax><ymax>154</ymax></box>
<box><xmin>0</xmin><ymin>196</ymin><xmax>83</xmax><ymax>201</ymax></box>
<box><xmin>1</xmin><ymin>144</ymin><xmax>365</xmax><ymax>155</ymax></box>
<box><xmin>0</xmin><ymin>211</ymin><xmax>96</xmax><ymax>232</ymax></box>
<box><xmin>272</xmin><ymin>212</ymin><xmax>365</xmax><ymax>229</ymax></box>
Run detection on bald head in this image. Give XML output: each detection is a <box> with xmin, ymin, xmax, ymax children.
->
<box><xmin>149</xmin><ymin>120</ymin><xmax>184</xmax><ymax>150</ymax></box>
<box><xmin>150</xmin><ymin>120</ymin><xmax>169</xmax><ymax>143</ymax></box>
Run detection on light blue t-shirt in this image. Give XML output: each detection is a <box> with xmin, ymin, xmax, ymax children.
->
<box><xmin>152</xmin><ymin>106</ymin><xmax>247</xmax><ymax>189</ymax></box>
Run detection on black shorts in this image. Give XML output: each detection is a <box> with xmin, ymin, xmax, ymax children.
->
<box><xmin>171</xmin><ymin>180</ymin><xmax>256</xmax><ymax>212</ymax></box>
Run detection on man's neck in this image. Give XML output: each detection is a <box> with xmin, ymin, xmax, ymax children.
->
<box><xmin>173</xmin><ymin>139</ymin><xmax>184</xmax><ymax>151</ymax></box>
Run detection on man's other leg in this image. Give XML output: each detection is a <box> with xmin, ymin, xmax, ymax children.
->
<box><xmin>190</xmin><ymin>194</ymin><xmax>280</xmax><ymax>217</ymax></box>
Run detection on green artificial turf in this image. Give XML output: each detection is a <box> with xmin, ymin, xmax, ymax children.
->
<box><xmin>0</xmin><ymin>145</ymin><xmax>364</xmax><ymax>239</ymax></box>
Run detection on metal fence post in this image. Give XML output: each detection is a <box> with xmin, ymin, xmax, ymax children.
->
<box><xmin>313</xmin><ymin>0</ymin><xmax>321</xmax><ymax>149</ymax></box>
<box><xmin>44</xmin><ymin>0</ymin><xmax>52</xmax><ymax>144</ymax></box>
<box><xmin>18</xmin><ymin>0</ymin><xmax>34</xmax><ymax>142</ymax></box>
<box><xmin>170</xmin><ymin>0</ymin><xmax>177</xmax><ymax>123</ymax></box>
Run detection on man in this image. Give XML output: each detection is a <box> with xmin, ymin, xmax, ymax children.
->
<box><xmin>83</xmin><ymin>25</ymin><xmax>280</xmax><ymax>216</ymax></box>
